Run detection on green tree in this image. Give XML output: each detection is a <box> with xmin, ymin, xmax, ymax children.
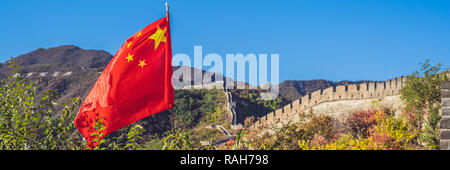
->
<box><xmin>401</xmin><ymin>60</ymin><xmax>449</xmax><ymax>149</ymax></box>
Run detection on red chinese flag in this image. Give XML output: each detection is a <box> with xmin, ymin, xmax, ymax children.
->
<box><xmin>74</xmin><ymin>12</ymin><xmax>174</xmax><ymax>149</ymax></box>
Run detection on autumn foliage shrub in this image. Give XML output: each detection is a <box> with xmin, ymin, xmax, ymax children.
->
<box><xmin>298</xmin><ymin>109</ymin><xmax>417</xmax><ymax>150</ymax></box>
<box><xmin>244</xmin><ymin>111</ymin><xmax>340</xmax><ymax>150</ymax></box>
<box><xmin>345</xmin><ymin>109</ymin><xmax>378</xmax><ymax>139</ymax></box>
<box><xmin>370</xmin><ymin>111</ymin><xmax>416</xmax><ymax>149</ymax></box>
<box><xmin>217</xmin><ymin>139</ymin><xmax>235</xmax><ymax>150</ymax></box>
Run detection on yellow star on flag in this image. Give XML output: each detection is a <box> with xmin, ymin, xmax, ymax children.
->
<box><xmin>126</xmin><ymin>54</ymin><xmax>134</xmax><ymax>62</ymax></box>
<box><xmin>136</xmin><ymin>31</ymin><xmax>142</xmax><ymax>37</ymax></box>
<box><xmin>148</xmin><ymin>26</ymin><xmax>166</xmax><ymax>50</ymax></box>
<box><xmin>127</xmin><ymin>42</ymin><xmax>132</xmax><ymax>48</ymax></box>
<box><xmin>138</xmin><ymin>60</ymin><xmax>147</xmax><ymax>68</ymax></box>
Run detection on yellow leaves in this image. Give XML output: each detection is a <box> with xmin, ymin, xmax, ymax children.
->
<box><xmin>298</xmin><ymin>140</ymin><xmax>312</xmax><ymax>150</ymax></box>
<box><xmin>373</xmin><ymin>111</ymin><xmax>416</xmax><ymax>149</ymax></box>
<box><xmin>349</xmin><ymin>137</ymin><xmax>383</xmax><ymax>150</ymax></box>
<box><xmin>298</xmin><ymin>134</ymin><xmax>383</xmax><ymax>150</ymax></box>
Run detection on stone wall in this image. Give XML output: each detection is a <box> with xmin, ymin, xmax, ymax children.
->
<box><xmin>251</xmin><ymin>76</ymin><xmax>407</xmax><ymax>129</ymax></box>
<box><xmin>13</xmin><ymin>71</ymin><xmax>73</xmax><ymax>78</ymax></box>
<box><xmin>440</xmin><ymin>81</ymin><xmax>450</xmax><ymax>150</ymax></box>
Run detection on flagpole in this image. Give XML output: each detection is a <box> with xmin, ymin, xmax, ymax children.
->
<box><xmin>165</xmin><ymin>2</ymin><xmax>169</xmax><ymax>12</ymax></box>
<box><xmin>171</xmin><ymin>107</ymin><xmax>175</xmax><ymax>135</ymax></box>
<box><xmin>165</xmin><ymin>2</ymin><xmax>175</xmax><ymax>135</ymax></box>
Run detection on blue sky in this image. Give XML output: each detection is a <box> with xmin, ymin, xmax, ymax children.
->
<box><xmin>0</xmin><ymin>0</ymin><xmax>449</xmax><ymax>82</ymax></box>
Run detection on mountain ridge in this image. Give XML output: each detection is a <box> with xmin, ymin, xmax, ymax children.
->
<box><xmin>0</xmin><ymin>45</ymin><xmax>372</xmax><ymax>119</ymax></box>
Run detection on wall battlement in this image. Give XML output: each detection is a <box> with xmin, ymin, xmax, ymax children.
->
<box><xmin>251</xmin><ymin>76</ymin><xmax>407</xmax><ymax>129</ymax></box>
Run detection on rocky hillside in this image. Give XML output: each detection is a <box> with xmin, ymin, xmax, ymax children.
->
<box><xmin>0</xmin><ymin>45</ymin><xmax>112</xmax><ymax>112</ymax></box>
<box><xmin>0</xmin><ymin>45</ymin><xmax>112</xmax><ymax>77</ymax></box>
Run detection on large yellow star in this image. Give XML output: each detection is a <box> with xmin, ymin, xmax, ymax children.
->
<box><xmin>148</xmin><ymin>26</ymin><xmax>166</xmax><ymax>50</ymax></box>
<box><xmin>138</xmin><ymin>60</ymin><xmax>147</xmax><ymax>68</ymax></box>
<box><xmin>126</xmin><ymin>53</ymin><xmax>134</xmax><ymax>62</ymax></box>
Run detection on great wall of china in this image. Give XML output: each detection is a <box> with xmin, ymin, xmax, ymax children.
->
<box><xmin>173</xmin><ymin>75</ymin><xmax>409</xmax><ymax>132</ymax></box>
<box><xmin>17</xmin><ymin>69</ymin><xmax>450</xmax><ymax>149</ymax></box>
<box><xmin>251</xmin><ymin>76</ymin><xmax>408</xmax><ymax>129</ymax></box>
<box><xmin>13</xmin><ymin>71</ymin><xmax>73</xmax><ymax>78</ymax></box>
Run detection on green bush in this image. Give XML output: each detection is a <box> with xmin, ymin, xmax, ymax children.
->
<box><xmin>0</xmin><ymin>62</ymin><xmax>83</xmax><ymax>150</ymax></box>
<box><xmin>160</xmin><ymin>130</ymin><xmax>197</xmax><ymax>150</ymax></box>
